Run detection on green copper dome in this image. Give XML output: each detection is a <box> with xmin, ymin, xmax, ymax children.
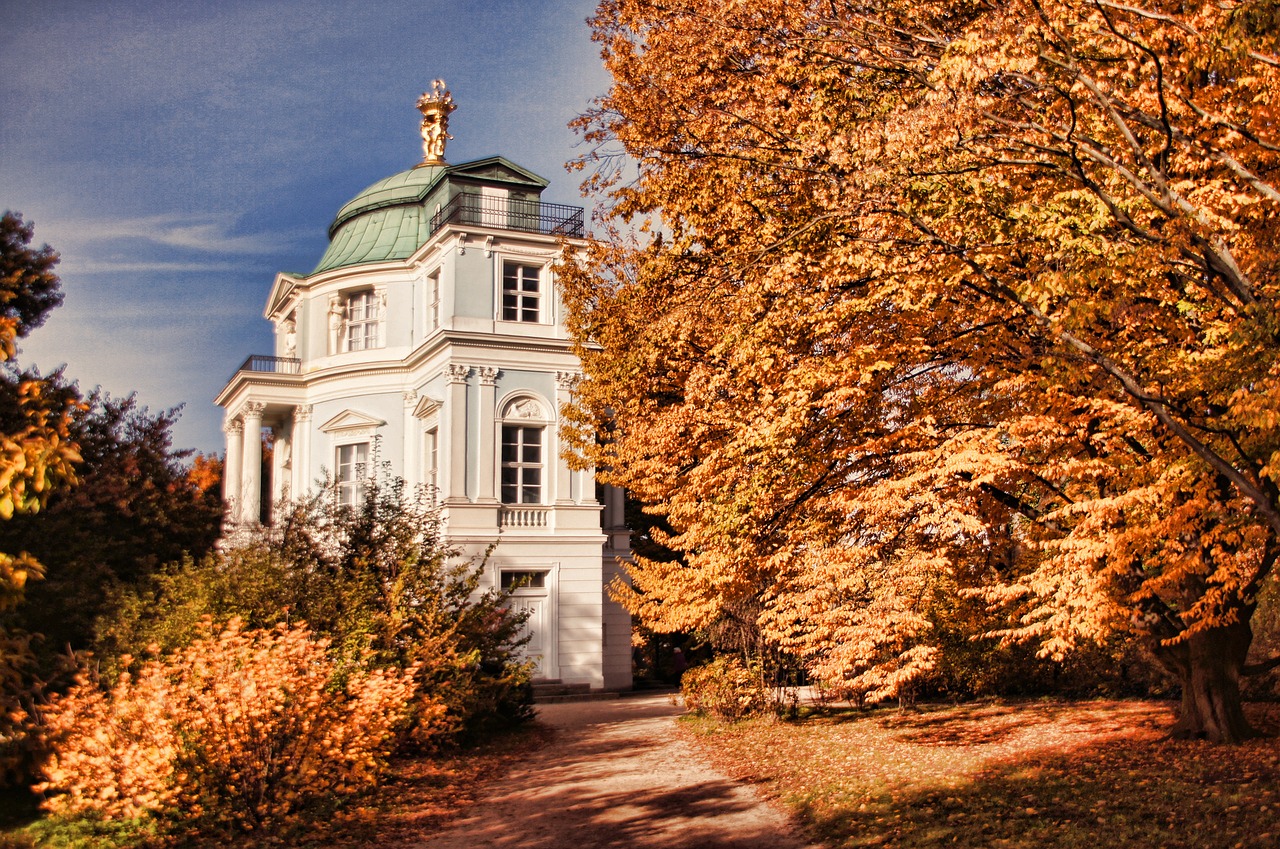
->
<box><xmin>312</xmin><ymin>165</ymin><xmax>447</xmax><ymax>274</ymax></box>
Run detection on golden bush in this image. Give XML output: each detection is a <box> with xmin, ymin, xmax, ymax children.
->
<box><xmin>35</xmin><ymin>618</ymin><xmax>420</xmax><ymax>828</ymax></box>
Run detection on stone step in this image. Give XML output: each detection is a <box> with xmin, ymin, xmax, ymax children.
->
<box><xmin>536</xmin><ymin>691</ymin><xmax>622</xmax><ymax>704</ymax></box>
<box><xmin>530</xmin><ymin>679</ymin><xmax>627</xmax><ymax>703</ymax></box>
<box><xmin>531</xmin><ymin>680</ymin><xmax>592</xmax><ymax>698</ymax></box>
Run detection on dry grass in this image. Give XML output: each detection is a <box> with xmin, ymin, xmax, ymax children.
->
<box><xmin>681</xmin><ymin>699</ymin><xmax>1280</xmax><ymax>849</ymax></box>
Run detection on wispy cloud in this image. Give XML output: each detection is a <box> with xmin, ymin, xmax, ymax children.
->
<box><xmin>50</xmin><ymin>214</ymin><xmax>291</xmax><ymax>255</ymax></box>
<box><xmin>61</xmin><ymin>259</ymin><xmax>254</xmax><ymax>275</ymax></box>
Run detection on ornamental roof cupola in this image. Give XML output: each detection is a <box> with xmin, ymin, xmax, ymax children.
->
<box><xmin>308</xmin><ymin>84</ymin><xmax>572</xmax><ymax>276</ymax></box>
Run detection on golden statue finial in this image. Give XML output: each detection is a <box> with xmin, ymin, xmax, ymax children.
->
<box><xmin>416</xmin><ymin>80</ymin><xmax>456</xmax><ymax>166</ymax></box>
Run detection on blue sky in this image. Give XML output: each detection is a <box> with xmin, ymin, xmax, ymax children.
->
<box><xmin>1</xmin><ymin>0</ymin><xmax>610</xmax><ymax>454</ymax></box>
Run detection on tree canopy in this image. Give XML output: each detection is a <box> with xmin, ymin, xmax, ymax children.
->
<box><xmin>0</xmin><ymin>211</ymin><xmax>81</xmax><ymax>780</ymax></box>
<box><xmin>563</xmin><ymin>0</ymin><xmax>1280</xmax><ymax>742</ymax></box>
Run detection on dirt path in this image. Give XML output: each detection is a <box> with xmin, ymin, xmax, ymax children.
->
<box><xmin>408</xmin><ymin>692</ymin><xmax>818</xmax><ymax>849</ymax></box>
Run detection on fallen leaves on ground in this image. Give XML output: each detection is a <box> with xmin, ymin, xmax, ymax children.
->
<box><xmin>682</xmin><ymin>699</ymin><xmax>1280</xmax><ymax>849</ymax></box>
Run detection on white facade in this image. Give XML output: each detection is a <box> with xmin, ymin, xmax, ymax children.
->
<box><xmin>215</xmin><ymin>154</ymin><xmax>632</xmax><ymax>691</ymax></box>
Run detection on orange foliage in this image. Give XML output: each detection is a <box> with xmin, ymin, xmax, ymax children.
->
<box><xmin>185</xmin><ymin>452</ymin><xmax>222</xmax><ymax>496</ymax></box>
<box><xmin>35</xmin><ymin>618</ymin><xmax>421</xmax><ymax>828</ymax></box>
<box><xmin>564</xmin><ymin>0</ymin><xmax>1280</xmax><ymax>741</ymax></box>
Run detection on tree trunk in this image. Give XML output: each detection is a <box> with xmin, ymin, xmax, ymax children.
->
<box><xmin>1154</xmin><ymin>616</ymin><xmax>1255</xmax><ymax>744</ymax></box>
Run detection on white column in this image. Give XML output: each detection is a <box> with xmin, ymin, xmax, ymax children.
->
<box><xmin>223</xmin><ymin>418</ymin><xmax>244</xmax><ymax>524</ymax></box>
<box><xmin>444</xmin><ymin>364</ymin><xmax>469</xmax><ymax>502</ymax></box>
<box><xmin>477</xmin><ymin>367</ymin><xmax>498</xmax><ymax>502</ymax></box>
<box><xmin>554</xmin><ymin>371</ymin><xmax>578</xmax><ymax>505</ymax></box>
<box><xmin>241</xmin><ymin>402</ymin><xmax>265</xmax><ymax>525</ymax></box>
<box><xmin>292</xmin><ymin>405</ymin><xmax>312</xmax><ymax>497</ymax></box>
<box><xmin>271</xmin><ymin>424</ymin><xmax>290</xmax><ymax>508</ymax></box>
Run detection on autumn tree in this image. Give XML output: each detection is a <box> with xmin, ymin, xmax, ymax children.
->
<box><xmin>0</xmin><ymin>211</ymin><xmax>80</xmax><ymax>779</ymax></box>
<box><xmin>563</xmin><ymin>0</ymin><xmax>1280</xmax><ymax>741</ymax></box>
<box><xmin>0</xmin><ymin>393</ymin><xmax>223</xmax><ymax>674</ymax></box>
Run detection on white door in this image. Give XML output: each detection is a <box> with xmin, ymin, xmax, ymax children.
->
<box><xmin>512</xmin><ymin>595</ymin><xmax>548</xmax><ymax>677</ymax></box>
<box><xmin>502</xmin><ymin>569</ymin><xmax>557</xmax><ymax>679</ymax></box>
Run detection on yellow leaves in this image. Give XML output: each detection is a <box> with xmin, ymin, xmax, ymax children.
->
<box><xmin>36</xmin><ymin>619</ymin><xmax>418</xmax><ymax>827</ymax></box>
<box><xmin>574</xmin><ymin>0</ymin><xmax>1280</xmax><ymax>710</ymax></box>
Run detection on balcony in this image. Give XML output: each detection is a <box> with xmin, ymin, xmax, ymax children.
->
<box><xmin>429</xmin><ymin>195</ymin><xmax>585</xmax><ymax>238</ymax></box>
<box><xmin>231</xmin><ymin>355</ymin><xmax>300</xmax><ymax>381</ymax></box>
<box><xmin>500</xmin><ymin>506</ymin><xmax>550</xmax><ymax>530</ymax></box>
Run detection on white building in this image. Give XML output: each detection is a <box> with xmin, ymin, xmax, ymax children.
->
<box><xmin>215</xmin><ymin>87</ymin><xmax>632</xmax><ymax>691</ymax></box>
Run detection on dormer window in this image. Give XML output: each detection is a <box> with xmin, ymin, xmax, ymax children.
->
<box><xmin>502</xmin><ymin>262</ymin><xmax>541</xmax><ymax>323</ymax></box>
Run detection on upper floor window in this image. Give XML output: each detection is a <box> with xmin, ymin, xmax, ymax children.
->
<box><xmin>427</xmin><ymin>271</ymin><xmax>441</xmax><ymax>333</ymax></box>
<box><xmin>501</xmin><ymin>424</ymin><xmax>542</xmax><ymax>504</ymax></box>
<box><xmin>344</xmin><ymin>290</ymin><xmax>382</xmax><ymax>351</ymax></box>
<box><xmin>501</xmin><ymin>262</ymin><xmax>541</xmax><ymax>323</ymax></box>
<box><xmin>335</xmin><ymin>441</ymin><xmax>369</xmax><ymax>507</ymax></box>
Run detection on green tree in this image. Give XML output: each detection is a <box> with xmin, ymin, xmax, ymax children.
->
<box><xmin>98</xmin><ymin>458</ymin><xmax>533</xmax><ymax>748</ymax></box>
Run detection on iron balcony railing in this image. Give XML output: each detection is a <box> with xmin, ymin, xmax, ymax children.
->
<box><xmin>429</xmin><ymin>194</ymin><xmax>585</xmax><ymax>238</ymax></box>
<box><xmin>233</xmin><ymin>355</ymin><xmax>300</xmax><ymax>380</ymax></box>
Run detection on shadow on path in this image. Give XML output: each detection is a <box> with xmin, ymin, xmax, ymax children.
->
<box><xmin>409</xmin><ymin>693</ymin><xmax>817</xmax><ymax>849</ymax></box>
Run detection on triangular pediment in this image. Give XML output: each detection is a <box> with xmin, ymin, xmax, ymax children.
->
<box><xmin>264</xmin><ymin>272</ymin><xmax>304</xmax><ymax>320</ymax></box>
<box><xmin>448</xmin><ymin>156</ymin><xmax>549</xmax><ymax>190</ymax></box>
<box><xmin>413</xmin><ymin>396</ymin><xmax>441</xmax><ymax>419</ymax></box>
<box><xmin>320</xmin><ymin>409</ymin><xmax>386</xmax><ymax>435</ymax></box>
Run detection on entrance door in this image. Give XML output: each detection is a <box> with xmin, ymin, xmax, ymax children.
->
<box><xmin>501</xmin><ymin>569</ymin><xmax>556</xmax><ymax>679</ymax></box>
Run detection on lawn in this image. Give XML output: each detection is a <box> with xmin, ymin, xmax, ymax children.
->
<box><xmin>680</xmin><ymin>699</ymin><xmax>1280</xmax><ymax>849</ymax></box>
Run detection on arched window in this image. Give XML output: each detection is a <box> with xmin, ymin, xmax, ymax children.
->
<box><xmin>498</xmin><ymin>395</ymin><xmax>551</xmax><ymax>505</ymax></box>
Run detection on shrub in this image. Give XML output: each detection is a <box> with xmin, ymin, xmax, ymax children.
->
<box><xmin>34</xmin><ymin>618</ymin><xmax>417</xmax><ymax>830</ymax></box>
<box><xmin>94</xmin><ymin>456</ymin><xmax>533</xmax><ymax>750</ymax></box>
<box><xmin>681</xmin><ymin>655</ymin><xmax>768</xmax><ymax>722</ymax></box>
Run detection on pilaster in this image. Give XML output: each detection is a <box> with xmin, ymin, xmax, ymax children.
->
<box><xmin>477</xmin><ymin>367</ymin><xmax>499</xmax><ymax>503</ymax></box>
<box><xmin>555</xmin><ymin>371</ymin><xmax>579</xmax><ymax>505</ymax></box>
<box><xmin>292</xmin><ymin>405</ymin><xmax>312</xmax><ymax>498</ymax></box>
<box><xmin>444</xmin><ymin>364</ymin><xmax>470</xmax><ymax>502</ymax></box>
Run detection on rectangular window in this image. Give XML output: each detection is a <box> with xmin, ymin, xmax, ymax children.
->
<box><xmin>500</xmin><ymin>425</ymin><xmax>542</xmax><ymax>504</ymax></box>
<box><xmin>345</xmin><ymin>291</ymin><xmax>381</xmax><ymax>351</ymax></box>
<box><xmin>424</xmin><ymin>427</ymin><xmax>439</xmax><ymax>500</ymax></box>
<box><xmin>428</xmin><ymin>272</ymin><xmax>441</xmax><ymax>332</ymax></box>
<box><xmin>336</xmin><ymin>442</ymin><xmax>369</xmax><ymax>506</ymax></box>
<box><xmin>501</xmin><ymin>263</ymin><xmax>541</xmax><ymax>323</ymax></box>
<box><xmin>500</xmin><ymin>570</ymin><xmax>547</xmax><ymax>590</ymax></box>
